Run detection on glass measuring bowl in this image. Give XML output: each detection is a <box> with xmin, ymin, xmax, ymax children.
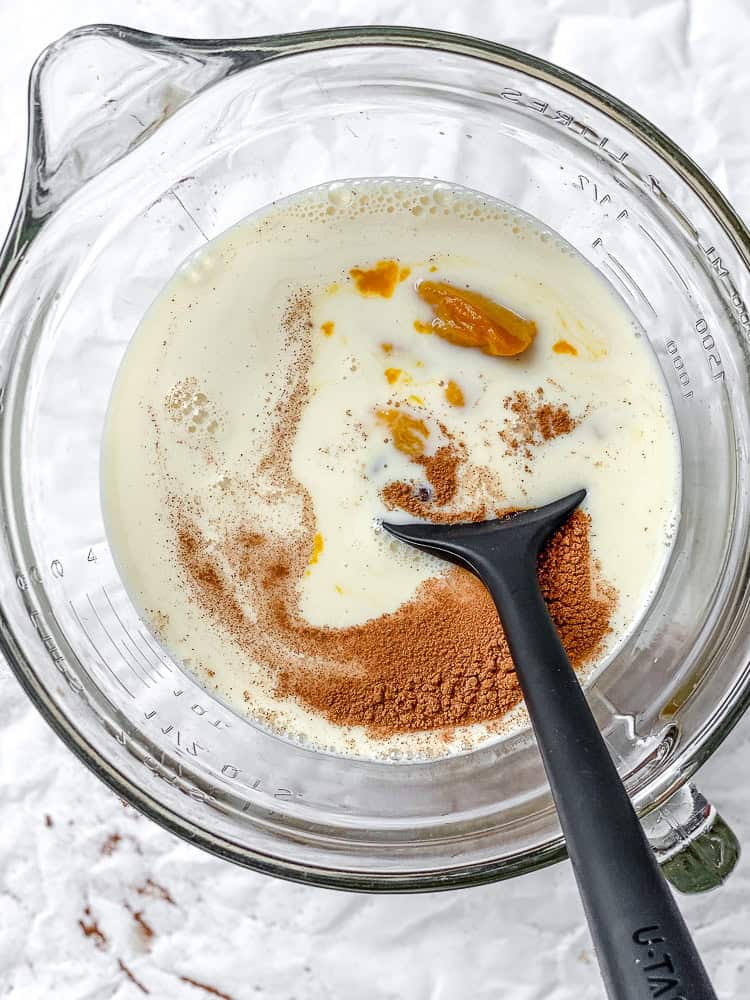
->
<box><xmin>0</xmin><ymin>24</ymin><xmax>748</xmax><ymax>891</ymax></box>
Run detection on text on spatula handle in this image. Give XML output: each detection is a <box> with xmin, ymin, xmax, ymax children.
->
<box><xmin>633</xmin><ymin>927</ymin><xmax>686</xmax><ymax>999</ymax></box>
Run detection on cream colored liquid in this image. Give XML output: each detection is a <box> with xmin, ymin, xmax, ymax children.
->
<box><xmin>102</xmin><ymin>179</ymin><xmax>680</xmax><ymax>759</ymax></box>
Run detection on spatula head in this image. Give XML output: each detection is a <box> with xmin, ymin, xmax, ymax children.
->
<box><xmin>382</xmin><ymin>489</ymin><xmax>586</xmax><ymax>574</ymax></box>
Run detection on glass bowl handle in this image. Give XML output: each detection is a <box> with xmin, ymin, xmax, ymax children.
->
<box><xmin>643</xmin><ymin>784</ymin><xmax>741</xmax><ymax>893</ymax></box>
<box><xmin>18</xmin><ymin>25</ymin><xmax>285</xmax><ymax>223</ymax></box>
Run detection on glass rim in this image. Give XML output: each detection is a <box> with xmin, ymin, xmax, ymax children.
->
<box><xmin>3</xmin><ymin>21</ymin><xmax>750</xmax><ymax>890</ymax></box>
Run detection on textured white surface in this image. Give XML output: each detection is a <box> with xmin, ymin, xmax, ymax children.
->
<box><xmin>1</xmin><ymin>2</ymin><xmax>750</xmax><ymax>998</ymax></box>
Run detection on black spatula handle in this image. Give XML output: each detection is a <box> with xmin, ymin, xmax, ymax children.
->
<box><xmin>477</xmin><ymin>547</ymin><xmax>716</xmax><ymax>1000</ymax></box>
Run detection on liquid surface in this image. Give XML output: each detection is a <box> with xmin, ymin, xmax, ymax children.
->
<box><xmin>102</xmin><ymin>179</ymin><xmax>681</xmax><ymax>759</ymax></box>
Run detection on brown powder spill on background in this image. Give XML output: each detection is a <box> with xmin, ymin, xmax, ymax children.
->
<box><xmin>101</xmin><ymin>832</ymin><xmax>122</xmax><ymax>856</ymax></box>
<box><xmin>178</xmin><ymin>976</ymin><xmax>234</xmax><ymax>1000</ymax></box>
<box><xmin>501</xmin><ymin>387</ymin><xmax>579</xmax><ymax>459</ymax></box>
<box><xmin>118</xmin><ymin>959</ymin><xmax>150</xmax><ymax>995</ymax></box>
<box><xmin>79</xmin><ymin>906</ymin><xmax>108</xmax><ymax>950</ymax></box>
<box><xmin>164</xmin><ymin>291</ymin><xmax>615</xmax><ymax>737</ymax></box>
<box><xmin>125</xmin><ymin>904</ymin><xmax>155</xmax><ymax>946</ymax></box>
<box><xmin>135</xmin><ymin>879</ymin><xmax>175</xmax><ymax>906</ymax></box>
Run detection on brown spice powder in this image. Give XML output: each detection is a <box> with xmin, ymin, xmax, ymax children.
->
<box><xmin>79</xmin><ymin>906</ymin><xmax>108</xmax><ymax>950</ymax></box>
<box><xmin>421</xmin><ymin>445</ymin><xmax>459</xmax><ymax>505</ymax></box>
<box><xmin>381</xmin><ymin>443</ymin><xmax>487</xmax><ymax>524</ymax></box>
<box><xmin>175</xmin><ymin>508</ymin><xmax>612</xmax><ymax>735</ymax></box>
<box><xmin>501</xmin><ymin>387</ymin><xmax>579</xmax><ymax>458</ymax></box>
<box><xmin>162</xmin><ymin>291</ymin><xmax>615</xmax><ymax>739</ymax></box>
<box><xmin>280</xmin><ymin>509</ymin><xmax>613</xmax><ymax>731</ymax></box>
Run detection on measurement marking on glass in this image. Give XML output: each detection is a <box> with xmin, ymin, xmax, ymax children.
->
<box><xmin>121</xmin><ymin>635</ymin><xmax>163</xmax><ymax>681</ymax></box>
<box><xmin>638</xmin><ymin>225</ymin><xmax>689</xmax><ymax>292</ymax></box>
<box><xmin>602</xmin><ymin>259</ymin><xmax>634</xmax><ymax>302</ymax></box>
<box><xmin>86</xmin><ymin>593</ymin><xmax>152</xmax><ymax>686</ymax></box>
<box><xmin>693</xmin><ymin>318</ymin><xmax>725</xmax><ymax>382</ymax></box>
<box><xmin>69</xmin><ymin>600</ymin><xmax>134</xmax><ymax>698</ymax></box>
<box><xmin>116</xmin><ymin>635</ymin><xmax>155</xmax><ymax>685</ymax></box>
<box><xmin>606</xmin><ymin>253</ymin><xmax>657</xmax><ymax>316</ymax></box>
<box><xmin>139</xmin><ymin>629</ymin><xmax>174</xmax><ymax>672</ymax></box>
<box><xmin>101</xmin><ymin>586</ymin><xmax>164</xmax><ymax>680</ymax></box>
<box><xmin>665</xmin><ymin>339</ymin><xmax>693</xmax><ymax>398</ymax></box>
<box><xmin>130</xmin><ymin>634</ymin><xmax>170</xmax><ymax>677</ymax></box>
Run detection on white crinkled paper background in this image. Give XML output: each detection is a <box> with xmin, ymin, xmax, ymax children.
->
<box><xmin>1</xmin><ymin>2</ymin><xmax>750</xmax><ymax>998</ymax></box>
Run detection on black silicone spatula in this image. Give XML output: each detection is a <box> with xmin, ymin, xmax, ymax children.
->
<box><xmin>383</xmin><ymin>490</ymin><xmax>716</xmax><ymax>1000</ymax></box>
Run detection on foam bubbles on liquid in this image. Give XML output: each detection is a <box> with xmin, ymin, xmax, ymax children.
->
<box><xmin>254</xmin><ymin>177</ymin><xmax>535</xmax><ymax>237</ymax></box>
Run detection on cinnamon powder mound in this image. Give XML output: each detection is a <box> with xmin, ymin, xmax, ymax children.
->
<box><xmin>175</xmin><ymin>506</ymin><xmax>613</xmax><ymax>735</ymax></box>
<box><xmin>501</xmin><ymin>387</ymin><xmax>578</xmax><ymax>458</ymax></box>
<box><xmin>279</xmin><ymin>510</ymin><xmax>612</xmax><ymax>732</ymax></box>
<box><xmin>538</xmin><ymin>510</ymin><xmax>615</xmax><ymax>662</ymax></box>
